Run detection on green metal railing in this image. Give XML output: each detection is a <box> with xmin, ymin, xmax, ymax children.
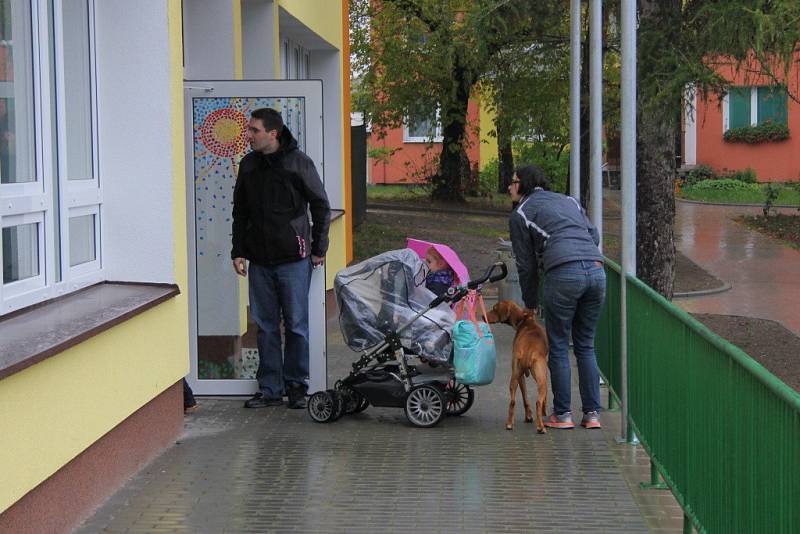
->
<box><xmin>596</xmin><ymin>260</ymin><xmax>800</xmax><ymax>533</ymax></box>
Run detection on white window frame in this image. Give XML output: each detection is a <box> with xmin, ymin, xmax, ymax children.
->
<box><xmin>281</xmin><ymin>38</ymin><xmax>310</xmax><ymax>80</ymax></box>
<box><xmin>722</xmin><ymin>86</ymin><xmax>779</xmax><ymax>133</ymax></box>
<box><xmin>66</xmin><ymin>203</ymin><xmax>100</xmax><ymax>278</ymax></box>
<box><xmin>0</xmin><ymin>0</ymin><xmax>102</xmax><ymax>315</ymax></box>
<box><xmin>403</xmin><ymin>107</ymin><xmax>443</xmax><ymax>143</ymax></box>
<box><xmin>1</xmin><ymin>211</ymin><xmax>46</xmax><ymax>299</ymax></box>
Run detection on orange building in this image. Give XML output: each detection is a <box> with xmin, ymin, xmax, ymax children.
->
<box><xmin>369</xmin><ymin>98</ymin><xmax>484</xmax><ymax>185</ymax></box>
<box><xmin>684</xmin><ymin>55</ymin><xmax>800</xmax><ymax>183</ymax></box>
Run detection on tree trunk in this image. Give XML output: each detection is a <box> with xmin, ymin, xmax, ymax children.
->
<box><xmin>432</xmin><ymin>63</ymin><xmax>472</xmax><ymax>202</ymax></box>
<box><xmin>496</xmin><ymin>115</ymin><xmax>514</xmax><ymax>194</ymax></box>
<box><xmin>635</xmin><ymin>0</ymin><xmax>680</xmax><ymax>299</ymax></box>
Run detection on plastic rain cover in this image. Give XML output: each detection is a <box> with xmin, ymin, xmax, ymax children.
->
<box><xmin>334</xmin><ymin>248</ymin><xmax>456</xmax><ymax>361</ymax></box>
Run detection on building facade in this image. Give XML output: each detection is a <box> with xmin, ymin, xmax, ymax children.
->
<box><xmin>368</xmin><ymin>95</ymin><xmax>497</xmax><ymax>185</ymax></box>
<box><xmin>0</xmin><ymin>1</ymin><xmax>351</xmax><ymax>532</ymax></box>
<box><xmin>683</xmin><ymin>55</ymin><xmax>799</xmax><ymax>183</ymax></box>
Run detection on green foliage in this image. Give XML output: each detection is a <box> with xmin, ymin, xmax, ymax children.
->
<box><xmin>367</xmin><ymin>145</ymin><xmax>398</xmax><ymax>164</ymax></box>
<box><xmin>725</xmin><ymin>167</ymin><xmax>757</xmax><ymax>183</ymax></box>
<box><xmin>514</xmin><ymin>142</ymin><xmax>569</xmax><ymax>194</ymax></box>
<box><xmin>723</xmin><ymin>121</ymin><xmax>790</xmax><ymax>143</ymax></box>
<box><xmin>688</xmin><ymin>178</ymin><xmax>760</xmax><ymax>192</ymax></box>
<box><xmin>349</xmin><ymin>0</ymin><xmax>565</xmax><ymax>199</ymax></box>
<box><xmin>478</xmin><ymin>159</ymin><xmax>500</xmax><ymax>193</ymax></box>
<box><xmin>763</xmin><ymin>183</ymin><xmax>781</xmax><ymax>216</ymax></box>
<box><xmin>680</xmin><ymin>180</ymin><xmax>800</xmax><ymax>205</ymax></box>
<box><xmin>686</xmin><ymin>164</ymin><xmax>717</xmax><ymax>185</ymax></box>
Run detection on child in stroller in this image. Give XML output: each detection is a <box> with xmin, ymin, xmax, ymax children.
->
<box><xmin>307</xmin><ymin>244</ymin><xmax>506</xmax><ymax>428</ymax></box>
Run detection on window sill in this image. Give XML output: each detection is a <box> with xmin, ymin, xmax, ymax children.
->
<box><xmin>402</xmin><ymin>138</ymin><xmax>443</xmax><ymax>144</ymax></box>
<box><xmin>0</xmin><ymin>282</ymin><xmax>180</xmax><ymax>381</ymax></box>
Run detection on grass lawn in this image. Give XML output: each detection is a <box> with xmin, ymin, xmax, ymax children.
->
<box><xmin>737</xmin><ymin>214</ymin><xmax>800</xmax><ymax>249</ymax></box>
<box><xmin>367</xmin><ymin>184</ymin><xmax>512</xmax><ymax>211</ymax></box>
<box><xmin>679</xmin><ymin>182</ymin><xmax>800</xmax><ymax>205</ymax></box>
<box><xmin>352</xmin><ymin>214</ymin><xmax>409</xmax><ymax>260</ymax></box>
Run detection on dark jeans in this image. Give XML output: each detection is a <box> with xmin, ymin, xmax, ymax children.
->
<box><xmin>543</xmin><ymin>260</ymin><xmax>606</xmax><ymax>415</ymax></box>
<box><xmin>248</xmin><ymin>258</ymin><xmax>312</xmax><ymax>399</ymax></box>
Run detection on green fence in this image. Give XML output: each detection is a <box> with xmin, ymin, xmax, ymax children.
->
<box><xmin>596</xmin><ymin>260</ymin><xmax>800</xmax><ymax>533</ymax></box>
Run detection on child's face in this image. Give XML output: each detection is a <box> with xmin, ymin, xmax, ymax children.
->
<box><xmin>425</xmin><ymin>252</ymin><xmax>447</xmax><ymax>272</ymax></box>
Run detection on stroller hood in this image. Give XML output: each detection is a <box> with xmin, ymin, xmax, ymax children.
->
<box><xmin>334</xmin><ymin>248</ymin><xmax>455</xmax><ymax>361</ymax></box>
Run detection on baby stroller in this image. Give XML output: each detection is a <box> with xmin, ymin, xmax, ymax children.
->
<box><xmin>307</xmin><ymin>246</ymin><xmax>507</xmax><ymax>427</ymax></box>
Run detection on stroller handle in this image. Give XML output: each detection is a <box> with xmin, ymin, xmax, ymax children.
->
<box><xmin>468</xmin><ymin>261</ymin><xmax>508</xmax><ymax>288</ymax></box>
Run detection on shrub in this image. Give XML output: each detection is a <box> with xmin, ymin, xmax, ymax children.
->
<box><xmin>724</xmin><ymin>167</ymin><xmax>757</xmax><ymax>183</ymax></box>
<box><xmin>763</xmin><ymin>183</ymin><xmax>781</xmax><ymax>217</ymax></box>
<box><xmin>723</xmin><ymin>121</ymin><xmax>790</xmax><ymax>144</ymax></box>
<box><xmin>478</xmin><ymin>158</ymin><xmax>500</xmax><ymax>192</ymax></box>
<box><xmin>686</xmin><ymin>178</ymin><xmax>760</xmax><ymax>193</ymax></box>
<box><xmin>685</xmin><ymin>164</ymin><xmax>716</xmax><ymax>185</ymax></box>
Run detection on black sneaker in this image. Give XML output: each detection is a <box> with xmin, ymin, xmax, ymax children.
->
<box><xmin>244</xmin><ymin>392</ymin><xmax>283</xmax><ymax>408</ymax></box>
<box><xmin>286</xmin><ymin>386</ymin><xmax>307</xmax><ymax>409</ymax></box>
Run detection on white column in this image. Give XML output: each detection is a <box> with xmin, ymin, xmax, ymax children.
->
<box><xmin>589</xmin><ymin>0</ymin><xmax>603</xmax><ymax>247</ymax></box>
<box><xmin>620</xmin><ymin>0</ymin><xmax>637</xmax><ymax>443</ymax></box>
<box><xmin>683</xmin><ymin>85</ymin><xmax>697</xmax><ymax>166</ymax></box>
<box><xmin>569</xmin><ymin>0</ymin><xmax>582</xmax><ymax>200</ymax></box>
<box><xmin>183</xmin><ymin>0</ymin><xmax>237</xmax><ymax>79</ymax></box>
<box><xmin>242</xmin><ymin>0</ymin><xmax>276</xmax><ymax>79</ymax></box>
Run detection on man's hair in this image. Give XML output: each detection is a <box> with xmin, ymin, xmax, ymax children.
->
<box><xmin>514</xmin><ymin>164</ymin><xmax>550</xmax><ymax>196</ymax></box>
<box><xmin>251</xmin><ymin>108</ymin><xmax>284</xmax><ymax>133</ymax></box>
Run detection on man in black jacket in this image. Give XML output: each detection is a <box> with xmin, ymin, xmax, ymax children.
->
<box><xmin>232</xmin><ymin>108</ymin><xmax>330</xmax><ymax>409</ymax></box>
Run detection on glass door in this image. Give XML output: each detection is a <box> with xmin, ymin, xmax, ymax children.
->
<box><xmin>183</xmin><ymin>80</ymin><xmax>326</xmax><ymax>395</ymax></box>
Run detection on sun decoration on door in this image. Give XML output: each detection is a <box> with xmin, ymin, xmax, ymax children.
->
<box><xmin>199</xmin><ymin>108</ymin><xmax>248</xmax><ymax>160</ymax></box>
<box><xmin>192</xmin><ymin>96</ymin><xmax>305</xmax><ymax>259</ymax></box>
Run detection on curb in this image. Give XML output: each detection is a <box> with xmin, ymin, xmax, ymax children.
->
<box><xmin>677</xmin><ymin>198</ymin><xmax>798</xmax><ymax>209</ymax></box>
<box><xmin>673</xmin><ymin>282</ymin><xmax>732</xmax><ymax>299</ymax></box>
<box><xmin>367</xmin><ymin>202</ymin><xmax>509</xmax><ymax>217</ymax></box>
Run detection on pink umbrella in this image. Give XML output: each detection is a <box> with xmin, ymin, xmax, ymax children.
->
<box><xmin>406</xmin><ymin>237</ymin><xmax>470</xmax><ymax>285</ymax></box>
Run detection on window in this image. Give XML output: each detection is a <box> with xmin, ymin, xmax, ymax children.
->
<box><xmin>0</xmin><ymin>0</ymin><xmax>101</xmax><ymax>314</ymax></box>
<box><xmin>403</xmin><ymin>108</ymin><xmax>443</xmax><ymax>143</ymax></box>
<box><xmin>725</xmin><ymin>85</ymin><xmax>788</xmax><ymax>131</ymax></box>
<box><xmin>281</xmin><ymin>39</ymin><xmax>310</xmax><ymax>80</ymax></box>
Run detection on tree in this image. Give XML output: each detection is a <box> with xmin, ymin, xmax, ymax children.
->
<box><xmin>350</xmin><ymin>0</ymin><xmax>563</xmax><ymax>201</ymax></box>
<box><xmin>482</xmin><ymin>40</ymin><xmax>572</xmax><ymax>194</ymax></box>
<box><xmin>634</xmin><ymin>0</ymin><xmax>800</xmax><ymax>298</ymax></box>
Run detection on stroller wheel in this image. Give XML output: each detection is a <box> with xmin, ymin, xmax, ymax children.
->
<box><xmin>404</xmin><ymin>385</ymin><xmax>446</xmax><ymax>428</ymax></box>
<box><xmin>445</xmin><ymin>380</ymin><xmax>475</xmax><ymax>417</ymax></box>
<box><xmin>354</xmin><ymin>392</ymin><xmax>370</xmax><ymax>413</ymax></box>
<box><xmin>308</xmin><ymin>391</ymin><xmax>337</xmax><ymax>423</ymax></box>
<box><xmin>328</xmin><ymin>389</ymin><xmax>345</xmax><ymax>421</ymax></box>
<box><xmin>340</xmin><ymin>387</ymin><xmax>367</xmax><ymax>415</ymax></box>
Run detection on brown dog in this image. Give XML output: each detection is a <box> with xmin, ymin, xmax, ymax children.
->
<box><xmin>485</xmin><ymin>300</ymin><xmax>549</xmax><ymax>433</ymax></box>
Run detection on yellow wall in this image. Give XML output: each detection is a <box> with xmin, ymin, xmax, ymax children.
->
<box><xmin>277</xmin><ymin>0</ymin><xmax>350</xmax><ymax>286</ymax></box>
<box><xmin>479</xmin><ymin>93</ymin><xmax>498</xmax><ymax>170</ymax></box>
<box><xmin>232</xmin><ymin>0</ymin><xmax>243</xmax><ymax>79</ymax></box>
<box><xmin>279</xmin><ymin>0</ymin><xmax>342</xmax><ymax>48</ymax></box>
<box><xmin>0</xmin><ymin>0</ymin><xmax>190</xmax><ymax>513</ymax></box>
<box><xmin>0</xmin><ymin>299</ymin><xmax>188</xmax><ymax>513</ymax></box>
<box><xmin>326</xmin><ymin>217</ymin><xmax>347</xmax><ymax>288</ymax></box>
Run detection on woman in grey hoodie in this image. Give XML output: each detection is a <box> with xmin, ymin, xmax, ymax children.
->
<box><xmin>508</xmin><ymin>165</ymin><xmax>606</xmax><ymax>430</ymax></box>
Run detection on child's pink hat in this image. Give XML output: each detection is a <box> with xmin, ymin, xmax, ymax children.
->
<box><xmin>406</xmin><ymin>238</ymin><xmax>470</xmax><ymax>285</ymax></box>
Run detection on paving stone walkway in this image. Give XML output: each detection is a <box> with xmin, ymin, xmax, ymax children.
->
<box><xmin>78</xmin><ymin>313</ymin><xmax>683</xmax><ymax>533</ymax></box>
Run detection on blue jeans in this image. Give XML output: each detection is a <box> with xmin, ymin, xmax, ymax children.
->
<box><xmin>248</xmin><ymin>258</ymin><xmax>312</xmax><ymax>399</ymax></box>
<box><xmin>543</xmin><ymin>260</ymin><xmax>606</xmax><ymax>415</ymax></box>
